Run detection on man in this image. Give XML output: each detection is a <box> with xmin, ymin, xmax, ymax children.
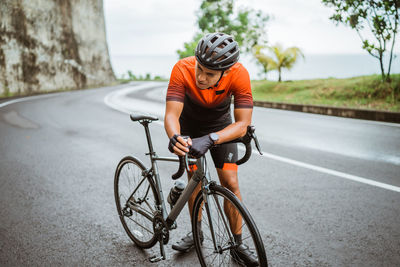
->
<box><xmin>164</xmin><ymin>32</ymin><xmax>257</xmax><ymax>265</ymax></box>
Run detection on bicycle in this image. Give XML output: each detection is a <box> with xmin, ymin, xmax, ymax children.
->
<box><xmin>114</xmin><ymin>113</ymin><xmax>267</xmax><ymax>266</ymax></box>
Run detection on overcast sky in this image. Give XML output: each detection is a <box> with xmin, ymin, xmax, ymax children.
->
<box><xmin>103</xmin><ymin>0</ymin><xmax>400</xmax><ymax>57</ymax></box>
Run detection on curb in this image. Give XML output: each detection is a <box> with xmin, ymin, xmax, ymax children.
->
<box><xmin>253</xmin><ymin>101</ymin><xmax>400</xmax><ymax>124</ymax></box>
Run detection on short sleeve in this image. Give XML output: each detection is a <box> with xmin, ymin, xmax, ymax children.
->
<box><xmin>232</xmin><ymin>66</ymin><xmax>253</xmax><ymax>109</ymax></box>
<box><xmin>166</xmin><ymin>62</ymin><xmax>185</xmax><ymax>102</ymax></box>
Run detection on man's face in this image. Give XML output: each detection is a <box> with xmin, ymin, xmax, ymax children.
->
<box><xmin>195</xmin><ymin>61</ymin><xmax>223</xmax><ymax>89</ymax></box>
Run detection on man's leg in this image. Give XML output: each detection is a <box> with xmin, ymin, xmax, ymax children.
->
<box><xmin>217</xmin><ymin>165</ymin><xmax>259</xmax><ymax>265</ymax></box>
<box><xmin>216</xmin><ymin>165</ymin><xmax>243</xmax><ymax>239</ymax></box>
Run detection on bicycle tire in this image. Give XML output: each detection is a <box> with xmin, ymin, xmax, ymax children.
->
<box><xmin>192</xmin><ymin>184</ymin><xmax>268</xmax><ymax>266</ymax></box>
<box><xmin>114</xmin><ymin>156</ymin><xmax>159</xmax><ymax>248</ymax></box>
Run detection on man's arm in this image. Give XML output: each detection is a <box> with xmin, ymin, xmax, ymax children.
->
<box><xmin>164</xmin><ymin>101</ymin><xmax>191</xmax><ymax>156</ymax></box>
<box><xmin>213</xmin><ymin>108</ymin><xmax>252</xmax><ymax>145</ymax></box>
<box><xmin>164</xmin><ymin>101</ymin><xmax>183</xmax><ymax>138</ymax></box>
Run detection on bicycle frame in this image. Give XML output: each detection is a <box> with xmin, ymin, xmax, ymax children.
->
<box><xmin>141</xmin><ymin>121</ymin><xmax>209</xmax><ymax>225</ymax></box>
<box><xmin>140</xmin><ymin>121</ymin><xmax>232</xmax><ymax>252</ymax></box>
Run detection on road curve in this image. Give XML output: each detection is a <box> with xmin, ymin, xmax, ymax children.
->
<box><xmin>1</xmin><ymin>82</ymin><xmax>399</xmax><ymax>266</ymax></box>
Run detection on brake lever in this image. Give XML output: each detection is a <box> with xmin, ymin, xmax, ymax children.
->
<box><xmin>181</xmin><ymin>136</ymin><xmax>191</xmax><ymax>172</ymax></box>
<box><xmin>252</xmin><ymin>131</ymin><xmax>263</xmax><ymax>155</ymax></box>
<box><xmin>184</xmin><ymin>154</ymin><xmax>190</xmax><ymax>172</ymax></box>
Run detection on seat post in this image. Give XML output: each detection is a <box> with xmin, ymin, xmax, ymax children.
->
<box><xmin>142</xmin><ymin>121</ymin><xmax>155</xmax><ymax>156</ymax></box>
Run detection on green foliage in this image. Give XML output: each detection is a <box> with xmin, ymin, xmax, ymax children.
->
<box><xmin>1</xmin><ymin>86</ymin><xmax>13</xmax><ymax>98</ymax></box>
<box><xmin>119</xmin><ymin>70</ymin><xmax>167</xmax><ymax>82</ymax></box>
<box><xmin>252</xmin><ymin>44</ymin><xmax>304</xmax><ymax>82</ymax></box>
<box><xmin>321</xmin><ymin>0</ymin><xmax>400</xmax><ymax>82</ymax></box>
<box><xmin>127</xmin><ymin>70</ymin><xmax>136</xmax><ymax>80</ymax></box>
<box><xmin>197</xmin><ymin>0</ymin><xmax>269</xmax><ymax>52</ymax></box>
<box><xmin>251</xmin><ymin>74</ymin><xmax>400</xmax><ymax>111</ymax></box>
<box><xmin>251</xmin><ymin>45</ymin><xmax>275</xmax><ymax>79</ymax></box>
<box><xmin>177</xmin><ymin>0</ymin><xmax>269</xmax><ymax>59</ymax></box>
<box><xmin>177</xmin><ymin>33</ymin><xmax>203</xmax><ymax>59</ymax></box>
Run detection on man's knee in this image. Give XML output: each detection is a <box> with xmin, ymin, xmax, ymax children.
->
<box><xmin>217</xmin><ymin>167</ymin><xmax>240</xmax><ymax>194</ymax></box>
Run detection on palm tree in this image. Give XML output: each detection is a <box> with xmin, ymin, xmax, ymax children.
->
<box><xmin>253</xmin><ymin>43</ymin><xmax>304</xmax><ymax>82</ymax></box>
<box><xmin>252</xmin><ymin>45</ymin><xmax>275</xmax><ymax>80</ymax></box>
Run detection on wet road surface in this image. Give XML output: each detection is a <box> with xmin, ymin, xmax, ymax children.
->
<box><xmin>1</xmin><ymin>82</ymin><xmax>399</xmax><ymax>266</ymax></box>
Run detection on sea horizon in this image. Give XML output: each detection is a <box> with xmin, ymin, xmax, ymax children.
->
<box><xmin>109</xmin><ymin>53</ymin><xmax>400</xmax><ymax>81</ymax></box>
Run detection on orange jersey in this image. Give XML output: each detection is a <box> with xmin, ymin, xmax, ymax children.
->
<box><xmin>166</xmin><ymin>56</ymin><xmax>253</xmax><ymax>109</ymax></box>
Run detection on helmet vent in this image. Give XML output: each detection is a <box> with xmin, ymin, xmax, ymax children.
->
<box><xmin>195</xmin><ymin>32</ymin><xmax>240</xmax><ymax>71</ymax></box>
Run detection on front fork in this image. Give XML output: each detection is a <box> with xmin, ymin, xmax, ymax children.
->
<box><xmin>202</xmin><ymin>181</ymin><xmax>236</xmax><ymax>253</ymax></box>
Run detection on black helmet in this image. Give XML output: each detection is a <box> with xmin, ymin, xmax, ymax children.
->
<box><xmin>195</xmin><ymin>32</ymin><xmax>240</xmax><ymax>71</ymax></box>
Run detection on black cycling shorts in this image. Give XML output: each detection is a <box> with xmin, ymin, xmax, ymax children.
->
<box><xmin>180</xmin><ymin>117</ymin><xmax>238</xmax><ymax>170</ymax></box>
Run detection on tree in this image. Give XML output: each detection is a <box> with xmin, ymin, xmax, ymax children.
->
<box><xmin>252</xmin><ymin>45</ymin><xmax>274</xmax><ymax>79</ymax></box>
<box><xmin>322</xmin><ymin>0</ymin><xmax>399</xmax><ymax>82</ymax></box>
<box><xmin>177</xmin><ymin>0</ymin><xmax>269</xmax><ymax>59</ymax></box>
<box><xmin>177</xmin><ymin>33</ymin><xmax>203</xmax><ymax>59</ymax></box>
<box><xmin>253</xmin><ymin>44</ymin><xmax>304</xmax><ymax>82</ymax></box>
<box><xmin>127</xmin><ymin>70</ymin><xmax>136</xmax><ymax>80</ymax></box>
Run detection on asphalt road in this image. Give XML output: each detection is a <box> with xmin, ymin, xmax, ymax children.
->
<box><xmin>1</xmin><ymin>82</ymin><xmax>399</xmax><ymax>266</ymax></box>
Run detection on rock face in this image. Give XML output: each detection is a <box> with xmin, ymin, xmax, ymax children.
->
<box><xmin>0</xmin><ymin>0</ymin><xmax>115</xmax><ymax>95</ymax></box>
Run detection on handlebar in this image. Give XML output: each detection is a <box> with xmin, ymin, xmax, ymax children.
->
<box><xmin>171</xmin><ymin>156</ymin><xmax>186</xmax><ymax>180</ymax></box>
<box><xmin>171</xmin><ymin>125</ymin><xmax>263</xmax><ymax>180</ymax></box>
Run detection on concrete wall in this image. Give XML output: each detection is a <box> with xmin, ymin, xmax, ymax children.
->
<box><xmin>0</xmin><ymin>0</ymin><xmax>115</xmax><ymax>95</ymax></box>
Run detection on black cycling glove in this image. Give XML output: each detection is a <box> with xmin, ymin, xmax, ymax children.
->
<box><xmin>189</xmin><ymin>134</ymin><xmax>214</xmax><ymax>158</ymax></box>
<box><xmin>168</xmin><ymin>134</ymin><xmax>190</xmax><ymax>153</ymax></box>
<box><xmin>168</xmin><ymin>134</ymin><xmax>181</xmax><ymax>153</ymax></box>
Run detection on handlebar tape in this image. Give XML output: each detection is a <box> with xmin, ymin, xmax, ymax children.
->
<box><xmin>171</xmin><ymin>156</ymin><xmax>186</xmax><ymax>180</ymax></box>
<box><xmin>235</xmin><ymin>140</ymin><xmax>252</xmax><ymax>165</ymax></box>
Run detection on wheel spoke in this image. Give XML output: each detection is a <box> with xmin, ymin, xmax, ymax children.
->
<box><xmin>125</xmin><ymin>216</ymin><xmax>154</xmax><ymax>234</ymax></box>
<box><xmin>115</xmin><ymin>158</ymin><xmax>158</xmax><ymax>248</ymax></box>
<box><xmin>143</xmin><ymin>197</ymin><xmax>155</xmax><ymax>213</ymax></box>
<box><xmin>193</xmin><ymin>186</ymin><xmax>266</xmax><ymax>266</ymax></box>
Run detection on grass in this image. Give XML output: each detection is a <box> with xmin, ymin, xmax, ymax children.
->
<box><xmin>251</xmin><ymin>74</ymin><xmax>400</xmax><ymax>112</ymax></box>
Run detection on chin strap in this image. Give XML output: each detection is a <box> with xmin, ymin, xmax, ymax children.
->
<box><xmin>214</xmin><ymin>71</ymin><xmax>224</xmax><ymax>87</ymax></box>
<box><xmin>206</xmin><ymin>71</ymin><xmax>225</xmax><ymax>89</ymax></box>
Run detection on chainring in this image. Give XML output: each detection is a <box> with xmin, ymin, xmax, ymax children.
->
<box><xmin>152</xmin><ymin>212</ymin><xmax>169</xmax><ymax>244</ymax></box>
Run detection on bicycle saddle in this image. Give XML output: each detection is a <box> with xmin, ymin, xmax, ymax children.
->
<box><xmin>130</xmin><ymin>114</ymin><xmax>159</xmax><ymax>122</ymax></box>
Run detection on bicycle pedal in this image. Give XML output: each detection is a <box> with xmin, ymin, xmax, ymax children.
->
<box><xmin>149</xmin><ymin>255</ymin><xmax>164</xmax><ymax>263</ymax></box>
<box><xmin>170</xmin><ymin>221</ymin><xmax>177</xmax><ymax>230</ymax></box>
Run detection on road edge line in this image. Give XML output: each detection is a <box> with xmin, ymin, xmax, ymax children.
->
<box><xmin>248</xmin><ymin>148</ymin><xmax>400</xmax><ymax>193</ymax></box>
<box><xmin>0</xmin><ymin>93</ymin><xmax>61</xmax><ymax>108</ymax></box>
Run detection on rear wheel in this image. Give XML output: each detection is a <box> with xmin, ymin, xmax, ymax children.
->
<box><xmin>114</xmin><ymin>156</ymin><xmax>159</xmax><ymax>248</ymax></box>
<box><xmin>192</xmin><ymin>184</ymin><xmax>267</xmax><ymax>266</ymax></box>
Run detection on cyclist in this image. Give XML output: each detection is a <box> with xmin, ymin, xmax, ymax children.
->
<box><xmin>164</xmin><ymin>32</ymin><xmax>258</xmax><ymax>265</ymax></box>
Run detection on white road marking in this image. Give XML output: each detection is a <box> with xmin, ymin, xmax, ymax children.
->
<box><xmin>0</xmin><ymin>93</ymin><xmax>60</xmax><ymax>109</ymax></box>
<box><xmin>103</xmin><ymin>82</ymin><xmax>165</xmax><ymax>126</ymax></box>
<box><xmin>244</xmin><ymin>147</ymin><xmax>400</xmax><ymax>193</ymax></box>
<box><xmin>104</xmin><ymin>84</ymin><xmax>400</xmax><ymax>193</ymax></box>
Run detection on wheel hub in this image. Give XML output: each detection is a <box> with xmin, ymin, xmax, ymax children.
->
<box><xmin>122</xmin><ymin>206</ymin><xmax>132</xmax><ymax>217</ymax></box>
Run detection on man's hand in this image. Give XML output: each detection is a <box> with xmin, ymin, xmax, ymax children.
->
<box><xmin>168</xmin><ymin>134</ymin><xmax>192</xmax><ymax>156</ymax></box>
<box><xmin>189</xmin><ymin>134</ymin><xmax>214</xmax><ymax>158</ymax></box>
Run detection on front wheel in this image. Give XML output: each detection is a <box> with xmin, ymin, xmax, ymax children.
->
<box><xmin>192</xmin><ymin>184</ymin><xmax>268</xmax><ymax>266</ymax></box>
<box><xmin>114</xmin><ymin>156</ymin><xmax>159</xmax><ymax>248</ymax></box>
